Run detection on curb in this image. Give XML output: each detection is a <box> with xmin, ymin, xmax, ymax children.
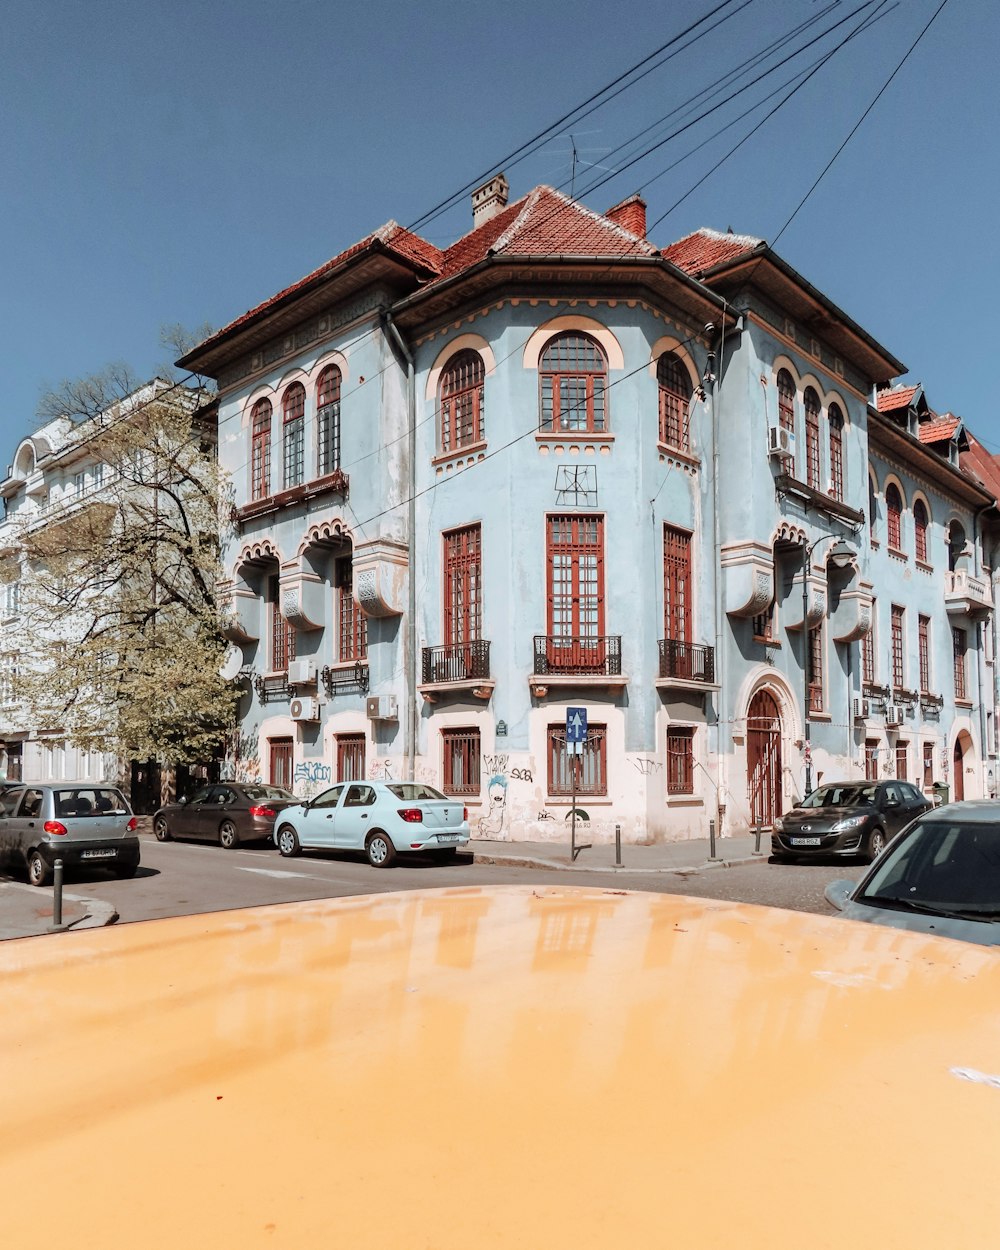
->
<box><xmin>3</xmin><ymin>881</ymin><xmax>119</xmax><ymax>935</ymax></box>
<box><xmin>470</xmin><ymin>850</ymin><xmax>766</xmax><ymax>875</ymax></box>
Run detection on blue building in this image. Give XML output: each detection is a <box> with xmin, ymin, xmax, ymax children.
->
<box><xmin>180</xmin><ymin>176</ymin><xmax>998</xmax><ymax>843</ymax></box>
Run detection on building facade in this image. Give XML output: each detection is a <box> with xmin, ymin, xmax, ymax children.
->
<box><xmin>181</xmin><ymin>177</ymin><xmax>999</xmax><ymax>843</ymax></box>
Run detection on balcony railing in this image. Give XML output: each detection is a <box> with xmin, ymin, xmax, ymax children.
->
<box><xmin>658</xmin><ymin>638</ymin><xmax>715</xmax><ymax>683</ymax></box>
<box><xmin>533</xmin><ymin>635</ymin><xmax>622</xmax><ymax>676</ymax></box>
<box><xmin>421</xmin><ymin>640</ymin><xmax>491</xmax><ymax>683</ymax></box>
<box><xmin>945</xmin><ymin>569</ymin><xmax>992</xmax><ymax>616</ymax></box>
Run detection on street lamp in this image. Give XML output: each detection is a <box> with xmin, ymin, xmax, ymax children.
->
<box><xmin>802</xmin><ymin>536</ymin><xmax>855</xmax><ymax>796</ymax></box>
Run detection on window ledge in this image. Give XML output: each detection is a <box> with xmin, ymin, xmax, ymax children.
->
<box><xmin>432</xmin><ymin>441</ymin><xmax>487</xmax><ymax>468</ymax></box>
<box><xmin>665</xmin><ymin>794</ymin><xmax>703</xmax><ymax>807</ymax></box>
<box><xmin>807</xmin><ymin>712</ymin><xmax>832</xmax><ymax>722</ymax></box>
<box><xmin>887</xmin><ymin>547</ymin><xmax>908</xmax><ymax>562</ymax></box>
<box><xmin>535</xmin><ymin>431</ymin><xmax>615</xmax><ymax>444</ymax></box>
<box><xmin>419</xmin><ymin>679</ymin><xmax>494</xmax><ymax>703</ymax></box>
<box><xmin>956</xmin><ymin>698</ymin><xmax>974</xmax><ymax>709</ymax></box>
<box><xmin>543</xmin><ymin>797</ymin><xmax>612</xmax><ymax>808</ymax></box>
<box><xmin>916</xmin><ymin>559</ymin><xmax>934</xmax><ymax>574</ymax></box>
<box><xmin>753</xmin><ymin>636</ymin><xmax>780</xmax><ymax>647</ymax></box>
<box><xmin>656</xmin><ymin>443</ymin><xmax>700</xmax><ymax>468</ymax></box>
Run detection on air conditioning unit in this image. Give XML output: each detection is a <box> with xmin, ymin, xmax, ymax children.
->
<box><xmin>366</xmin><ymin>694</ymin><xmax>399</xmax><ymax>721</ymax></box>
<box><xmin>885</xmin><ymin>705</ymin><xmax>904</xmax><ymax>727</ymax></box>
<box><xmin>286</xmin><ymin>659</ymin><xmax>317</xmax><ymax>686</ymax></box>
<box><xmin>768</xmin><ymin>426</ymin><xmax>795</xmax><ymax>459</ymax></box>
<box><xmin>853</xmin><ymin>698</ymin><xmax>870</xmax><ymax>721</ymax></box>
<box><xmin>290</xmin><ymin>697</ymin><xmax>320</xmax><ymax>722</ymax></box>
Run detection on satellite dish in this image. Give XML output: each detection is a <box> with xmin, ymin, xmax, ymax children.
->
<box><xmin>219</xmin><ymin>644</ymin><xmax>244</xmax><ymax>681</ymax></box>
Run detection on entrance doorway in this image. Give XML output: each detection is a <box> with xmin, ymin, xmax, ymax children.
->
<box><xmin>747</xmin><ymin>689</ymin><xmax>782</xmax><ymax>828</ymax></box>
<box><xmin>953</xmin><ymin>736</ymin><xmax>967</xmax><ymax>801</ymax></box>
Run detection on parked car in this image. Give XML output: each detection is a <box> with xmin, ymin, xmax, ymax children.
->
<box><xmin>772</xmin><ymin>779</ymin><xmax>932</xmax><ymax>862</ymax></box>
<box><xmin>274</xmin><ymin>780</ymin><xmax>470</xmax><ymax>867</ymax></box>
<box><xmin>825</xmin><ymin>800</ymin><xmax>1000</xmax><ymax>946</ymax></box>
<box><xmin>0</xmin><ymin>781</ymin><xmax>140</xmax><ymax>886</ymax></box>
<box><xmin>153</xmin><ymin>784</ymin><xmax>296</xmax><ymax>849</ymax></box>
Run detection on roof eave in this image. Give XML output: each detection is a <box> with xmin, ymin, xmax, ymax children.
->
<box><xmin>868</xmin><ymin>410</ymin><xmax>993</xmax><ymax>507</ymax></box>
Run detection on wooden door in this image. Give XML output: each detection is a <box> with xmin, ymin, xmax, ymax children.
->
<box><xmin>747</xmin><ymin>690</ymin><xmax>782</xmax><ymax>828</ymax></box>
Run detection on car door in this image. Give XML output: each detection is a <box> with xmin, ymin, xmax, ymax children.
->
<box><xmin>333</xmin><ymin>784</ymin><xmax>378</xmax><ymax>849</ymax></box>
<box><xmin>294</xmin><ymin>786</ymin><xmax>344</xmax><ymax>849</ymax></box>
<box><xmin>181</xmin><ymin>787</ymin><xmax>217</xmax><ymax>841</ymax></box>
<box><xmin>0</xmin><ymin>786</ymin><xmax>26</xmax><ymax>859</ymax></box>
<box><xmin>880</xmin><ymin>783</ymin><xmax>910</xmax><ymax>836</ymax></box>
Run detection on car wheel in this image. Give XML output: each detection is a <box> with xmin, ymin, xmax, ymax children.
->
<box><xmin>113</xmin><ymin>858</ymin><xmax>140</xmax><ymax>879</ymax></box>
<box><xmin>366</xmin><ymin>831</ymin><xmax>396</xmax><ymax>868</ymax></box>
<box><xmin>277</xmin><ymin>825</ymin><xmax>301</xmax><ymax>857</ymax></box>
<box><xmin>866</xmin><ymin>826</ymin><xmax>887</xmax><ymax>862</ymax></box>
<box><xmin>218</xmin><ymin>820</ymin><xmax>239</xmax><ymax>850</ymax></box>
<box><xmin>27</xmin><ymin>850</ymin><xmax>50</xmax><ymax>888</ymax></box>
<box><xmin>154</xmin><ymin>816</ymin><xmax>171</xmax><ymax>842</ymax></box>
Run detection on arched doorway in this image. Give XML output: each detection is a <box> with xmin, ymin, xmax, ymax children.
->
<box><xmin>953</xmin><ymin>735</ymin><xmax>968</xmax><ymax>801</ymax></box>
<box><xmin>747</xmin><ymin>689</ymin><xmax>783</xmax><ymax>828</ymax></box>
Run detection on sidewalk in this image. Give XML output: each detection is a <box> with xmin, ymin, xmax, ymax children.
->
<box><xmin>0</xmin><ymin>833</ymin><xmax>765</xmax><ymax>941</ymax></box>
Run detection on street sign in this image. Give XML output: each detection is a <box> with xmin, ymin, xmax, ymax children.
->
<box><xmin>567</xmin><ymin>707</ymin><xmax>587</xmax><ymax>755</ymax></box>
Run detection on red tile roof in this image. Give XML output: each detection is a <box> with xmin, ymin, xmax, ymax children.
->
<box><xmin>195</xmin><ymin>222</ymin><xmax>444</xmax><ymax>351</ymax></box>
<box><xmin>427</xmin><ymin>185</ymin><xmax>656</xmax><ymax>288</ymax></box>
<box><xmin>960</xmin><ymin>432</ymin><xmax>1000</xmax><ymax>499</ymax></box>
<box><xmin>876</xmin><ymin>385</ymin><xmax>920</xmax><ymax>413</ymax></box>
<box><xmin>662</xmin><ymin>227</ymin><xmax>763</xmax><ymax>275</ymax></box>
<box><xmin>917</xmin><ymin>415</ymin><xmax>962</xmax><ymax>444</ymax></box>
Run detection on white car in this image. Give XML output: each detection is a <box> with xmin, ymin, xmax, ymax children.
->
<box><xmin>274</xmin><ymin>780</ymin><xmax>471</xmax><ymax>867</ymax></box>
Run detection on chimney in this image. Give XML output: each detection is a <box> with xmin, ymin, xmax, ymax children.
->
<box><xmin>472</xmin><ymin>174</ymin><xmax>509</xmax><ymax>228</ymax></box>
<box><xmin>605</xmin><ymin>193</ymin><xmax>647</xmax><ymax>239</ymax></box>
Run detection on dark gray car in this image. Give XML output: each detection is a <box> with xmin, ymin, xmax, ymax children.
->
<box><xmin>0</xmin><ymin>782</ymin><xmax>140</xmax><ymax>886</ymax></box>
<box><xmin>772</xmin><ymin>780</ymin><xmax>932</xmax><ymax>863</ymax></box>
<box><xmin>153</xmin><ymin>784</ymin><xmax>296</xmax><ymax>849</ymax></box>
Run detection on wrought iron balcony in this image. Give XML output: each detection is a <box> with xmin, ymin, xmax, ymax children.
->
<box><xmin>658</xmin><ymin>639</ymin><xmax>715</xmax><ymax>683</ymax></box>
<box><xmin>421</xmin><ymin>640</ymin><xmax>491</xmax><ymax>684</ymax></box>
<box><xmin>533</xmin><ymin>635</ymin><xmax>622</xmax><ymax>676</ymax></box>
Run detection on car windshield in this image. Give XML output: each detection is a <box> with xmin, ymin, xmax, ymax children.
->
<box><xmin>242</xmin><ymin>787</ymin><xmax>292</xmax><ymax>801</ymax></box>
<box><xmin>857</xmin><ymin>819</ymin><xmax>1000</xmax><ymax>916</ymax></box>
<box><xmin>386</xmin><ymin>783</ymin><xmax>447</xmax><ymax>801</ymax></box>
<box><xmin>799</xmin><ymin>784</ymin><xmax>876</xmax><ymax>810</ymax></box>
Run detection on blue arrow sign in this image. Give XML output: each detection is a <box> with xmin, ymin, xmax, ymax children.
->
<box><xmin>566</xmin><ymin>707</ymin><xmax>587</xmax><ymax>744</ymax></box>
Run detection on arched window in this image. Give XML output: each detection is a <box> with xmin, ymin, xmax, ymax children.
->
<box><xmin>828</xmin><ymin>404</ymin><xmax>844</xmax><ymax>500</ymax></box>
<box><xmin>803</xmin><ymin>387</ymin><xmax>821</xmax><ymax>489</ymax></box>
<box><xmin>316</xmin><ymin>366</ymin><xmax>342</xmax><ymax>476</ymax></box>
<box><xmin>777</xmin><ymin>370</ymin><xmax>795</xmax><ymax>433</ymax></box>
<box><xmin>250</xmin><ymin>399</ymin><xmax>272</xmax><ymax>501</ymax></box>
<box><xmin>886</xmin><ymin>483</ymin><xmax>903</xmax><ymax>552</ymax></box>
<box><xmin>657</xmin><ymin>352</ymin><xmax>693</xmax><ymax>450</ymax></box>
<box><xmin>282</xmin><ymin>383</ymin><xmax>305</xmax><ymax>489</ymax></box>
<box><xmin>868</xmin><ymin>475</ymin><xmax>878</xmax><ymax>540</ymax></box>
<box><xmin>913</xmin><ymin>498</ymin><xmax>929</xmax><ymax>564</ymax></box>
<box><xmin>439</xmin><ymin>350</ymin><xmax>485</xmax><ymax>453</ymax></box>
<box><xmin>539</xmin><ymin>333</ymin><xmax>607</xmax><ymax>434</ymax></box>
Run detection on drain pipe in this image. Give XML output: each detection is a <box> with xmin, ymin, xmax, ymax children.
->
<box><xmin>382</xmin><ymin>311</ymin><xmax>418</xmax><ymax>778</ymax></box>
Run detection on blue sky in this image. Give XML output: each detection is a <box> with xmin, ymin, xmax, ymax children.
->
<box><xmin>3</xmin><ymin>0</ymin><xmax>996</xmax><ymax>453</ymax></box>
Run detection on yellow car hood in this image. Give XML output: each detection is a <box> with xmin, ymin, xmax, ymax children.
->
<box><xmin>3</xmin><ymin>885</ymin><xmax>999</xmax><ymax>1249</ymax></box>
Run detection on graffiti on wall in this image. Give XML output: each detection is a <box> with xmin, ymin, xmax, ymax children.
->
<box><xmin>368</xmin><ymin>758</ymin><xmax>394</xmax><ymax>781</ymax></box>
<box><xmin>477</xmin><ymin>774</ymin><xmax>509</xmax><ymax>839</ymax></box>
<box><xmin>631</xmin><ymin>757</ymin><xmax>663</xmax><ymax>776</ymax></box>
<box><xmin>293</xmin><ymin>761</ymin><xmax>332</xmax><ymax>798</ymax></box>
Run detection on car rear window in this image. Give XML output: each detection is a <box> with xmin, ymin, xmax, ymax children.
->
<box><xmin>387</xmin><ymin>783</ymin><xmax>447</xmax><ymax>801</ymax></box>
<box><xmin>242</xmin><ymin>787</ymin><xmax>293</xmax><ymax>801</ymax></box>
<box><xmin>54</xmin><ymin>789</ymin><xmax>131</xmax><ymax>817</ymax></box>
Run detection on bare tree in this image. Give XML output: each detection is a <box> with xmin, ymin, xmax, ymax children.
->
<box><xmin>8</xmin><ymin>371</ymin><xmax>237</xmax><ymax>766</ymax></box>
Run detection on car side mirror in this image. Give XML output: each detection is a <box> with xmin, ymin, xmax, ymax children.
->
<box><xmin>824</xmin><ymin>879</ymin><xmax>854</xmax><ymax>912</ymax></box>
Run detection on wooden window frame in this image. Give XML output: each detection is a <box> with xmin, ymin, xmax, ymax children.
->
<box><xmin>922</xmin><ymin>742</ymin><xmax>934</xmax><ymax>788</ymax></box>
<box><xmin>547</xmin><ymin>724</ymin><xmax>607</xmax><ymax>797</ymax></box>
<box><xmin>666</xmin><ymin>726</ymin><xmax>694</xmax><ymax>795</ymax></box>
<box><xmin>539</xmin><ymin>334</ymin><xmax>608</xmax><ymax>435</ymax></box>
<box><xmin>807</xmin><ymin>623</ymin><xmax>823</xmax><ymax>714</ymax></box>
<box><xmin>862</xmin><ymin>605</ymin><xmax>876</xmax><ymax>684</ymax></box>
<box><xmin>804</xmin><ymin>388</ymin><xmax>821</xmax><ymax>490</ymax></box>
<box><xmin>828</xmin><ymin>405</ymin><xmax>844</xmax><ymax>500</ymax></box>
<box><xmin>441</xmin><ymin>728</ymin><xmax>481</xmax><ymax>797</ymax></box>
<box><xmin>440</xmin><ymin>351</ymin><xmax>485</xmax><ymax>454</ymax></box>
<box><xmin>913</xmin><ymin>498</ymin><xmax>929</xmax><ymax>564</ymax></box>
<box><xmin>250</xmin><ymin>399</ymin><xmax>272</xmax><ymax>501</ymax></box>
<box><xmin>895</xmin><ymin>743</ymin><xmax>909</xmax><ymax>783</ymax></box>
<box><xmin>663</xmin><ymin>524</ymin><xmax>692</xmax><ymax>644</ymax></box>
<box><xmin>953</xmin><ymin>626</ymin><xmax>967</xmax><ymax>700</ymax></box>
<box><xmin>282</xmin><ymin>383</ymin><xmax>306</xmax><ymax>490</ymax></box>
<box><xmin>317</xmin><ymin>366</ymin><xmax>342</xmax><ymax>477</ymax></box>
<box><xmin>270</xmin><ymin>575</ymin><xmax>296</xmax><ymax>673</ymax></box>
<box><xmin>336</xmin><ymin>733</ymin><xmax>366</xmax><ymax>783</ymax></box>
<box><xmin>918</xmin><ymin>615</ymin><xmax>931</xmax><ymax>693</ymax></box>
<box><xmin>891</xmin><ymin>604</ymin><xmax>905</xmax><ymax>688</ymax></box>
<box><xmin>269</xmin><ymin>738</ymin><xmax>293</xmax><ymax>789</ymax></box>
<box><xmin>657</xmin><ymin>352</ymin><xmax>692</xmax><ymax>451</ymax></box>
<box><xmin>444</xmin><ymin>524</ymin><xmax>483</xmax><ymax>646</ymax></box>
<box><xmin>336</xmin><ymin>558</ymin><xmax>367</xmax><ymax>662</ymax></box>
<box><xmin>886</xmin><ymin>483</ymin><xmax>903</xmax><ymax>553</ymax></box>
<box><xmin>864</xmin><ymin>740</ymin><xmax>879</xmax><ymax>782</ymax></box>
<box><xmin>546</xmin><ymin>514</ymin><xmax>605</xmax><ymax>668</ymax></box>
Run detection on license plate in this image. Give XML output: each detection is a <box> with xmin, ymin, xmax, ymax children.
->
<box><xmin>438</xmin><ymin>835</ymin><xmax>463</xmax><ymax>844</ymax></box>
<box><xmin>81</xmin><ymin>848</ymin><xmax>117</xmax><ymax>860</ymax></box>
<box><xmin>790</xmin><ymin>837</ymin><xmax>821</xmax><ymax>847</ymax></box>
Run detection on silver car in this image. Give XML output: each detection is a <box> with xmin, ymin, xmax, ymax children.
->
<box><xmin>274</xmin><ymin>780</ymin><xmax>470</xmax><ymax>867</ymax></box>
<box><xmin>0</xmin><ymin>782</ymin><xmax>141</xmax><ymax>886</ymax></box>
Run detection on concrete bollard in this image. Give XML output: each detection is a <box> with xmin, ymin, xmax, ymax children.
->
<box><xmin>53</xmin><ymin>858</ymin><xmax>64</xmax><ymax>928</ymax></box>
<box><xmin>615</xmin><ymin>823</ymin><xmax>622</xmax><ymax>868</ymax></box>
<box><xmin>709</xmin><ymin>819</ymin><xmax>717</xmax><ymax>860</ymax></box>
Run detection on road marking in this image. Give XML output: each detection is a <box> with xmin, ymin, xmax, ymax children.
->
<box><xmin>237</xmin><ymin>866</ymin><xmax>328</xmax><ymax>880</ymax></box>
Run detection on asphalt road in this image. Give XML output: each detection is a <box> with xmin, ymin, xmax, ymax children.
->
<box><xmin>50</xmin><ymin>834</ymin><xmax>869</xmax><ymax>926</ymax></box>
